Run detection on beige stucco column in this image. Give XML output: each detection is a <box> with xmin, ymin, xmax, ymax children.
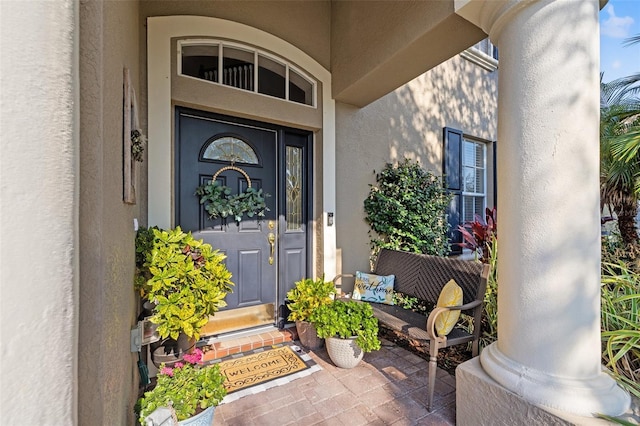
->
<box><xmin>1</xmin><ymin>0</ymin><xmax>79</xmax><ymax>424</ymax></box>
<box><xmin>456</xmin><ymin>0</ymin><xmax>630</xmax><ymax>417</ymax></box>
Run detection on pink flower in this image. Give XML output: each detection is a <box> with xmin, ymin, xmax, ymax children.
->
<box><xmin>160</xmin><ymin>366</ymin><xmax>174</xmax><ymax>377</ymax></box>
<box><xmin>183</xmin><ymin>349</ymin><xmax>203</xmax><ymax>364</ymax></box>
<box><xmin>174</xmin><ymin>362</ymin><xmax>184</xmax><ymax>369</ymax></box>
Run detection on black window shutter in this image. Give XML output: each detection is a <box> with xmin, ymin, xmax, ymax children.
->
<box><xmin>493</xmin><ymin>140</ymin><xmax>497</xmax><ymax>206</ymax></box>
<box><xmin>443</xmin><ymin>127</ymin><xmax>463</xmax><ymax>255</ymax></box>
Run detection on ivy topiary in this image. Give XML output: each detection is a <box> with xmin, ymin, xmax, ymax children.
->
<box><xmin>364</xmin><ymin>158</ymin><xmax>451</xmax><ymax>257</ymax></box>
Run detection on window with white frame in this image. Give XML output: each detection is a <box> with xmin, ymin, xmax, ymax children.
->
<box><xmin>443</xmin><ymin>127</ymin><xmax>493</xmax><ymax>255</ymax></box>
<box><xmin>461</xmin><ymin>138</ymin><xmax>487</xmax><ymax>223</ymax></box>
<box><xmin>460</xmin><ymin>38</ymin><xmax>499</xmax><ymax>71</ymax></box>
<box><xmin>178</xmin><ymin>39</ymin><xmax>316</xmax><ymax>107</ymax></box>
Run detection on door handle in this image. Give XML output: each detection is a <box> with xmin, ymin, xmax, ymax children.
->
<box><xmin>268</xmin><ymin>232</ymin><xmax>276</xmax><ymax>265</ymax></box>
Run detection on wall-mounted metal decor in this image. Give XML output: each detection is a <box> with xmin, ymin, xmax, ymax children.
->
<box><xmin>123</xmin><ymin>67</ymin><xmax>143</xmax><ymax>204</ymax></box>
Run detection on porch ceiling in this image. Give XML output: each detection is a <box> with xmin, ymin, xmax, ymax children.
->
<box><xmin>330</xmin><ymin>0</ymin><xmax>486</xmax><ymax>107</ymax></box>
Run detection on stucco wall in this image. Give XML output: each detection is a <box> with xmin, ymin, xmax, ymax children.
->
<box><xmin>1</xmin><ymin>1</ymin><xmax>78</xmax><ymax>424</ymax></box>
<box><xmin>79</xmin><ymin>1</ymin><xmax>143</xmax><ymax>424</ymax></box>
<box><xmin>335</xmin><ymin>54</ymin><xmax>498</xmax><ymax>280</ymax></box>
<box><xmin>140</xmin><ymin>0</ymin><xmax>331</xmax><ymax>71</ymax></box>
<box><xmin>330</xmin><ymin>0</ymin><xmax>486</xmax><ymax>106</ymax></box>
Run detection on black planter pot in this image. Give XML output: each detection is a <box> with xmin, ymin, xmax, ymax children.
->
<box><xmin>150</xmin><ymin>333</ymin><xmax>196</xmax><ymax>368</ymax></box>
<box><xmin>296</xmin><ymin>320</ymin><xmax>324</xmax><ymax>350</ymax></box>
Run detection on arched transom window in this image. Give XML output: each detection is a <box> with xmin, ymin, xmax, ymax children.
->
<box><xmin>179</xmin><ymin>39</ymin><xmax>316</xmax><ymax>107</ymax></box>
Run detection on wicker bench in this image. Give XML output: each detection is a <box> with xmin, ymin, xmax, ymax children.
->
<box><xmin>333</xmin><ymin>248</ymin><xmax>489</xmax><ymax>411</ymax></box>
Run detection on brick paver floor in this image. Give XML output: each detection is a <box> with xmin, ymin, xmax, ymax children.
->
<box><xmin>213</xmin><ymin>338</ymin><xmax>456</xmax><ymax>425</ymax></box>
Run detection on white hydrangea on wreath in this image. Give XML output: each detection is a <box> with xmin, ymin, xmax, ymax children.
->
<box><xmin>195</xmin><ymin>165</ymin><xmax>269</xmax><ymax>223</ymax></box>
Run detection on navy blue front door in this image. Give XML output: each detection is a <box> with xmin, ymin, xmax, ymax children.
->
<box><xmin>175</xmin><ymin>108</ymin><xmax>312</xmax><ymax>332</ymax></box>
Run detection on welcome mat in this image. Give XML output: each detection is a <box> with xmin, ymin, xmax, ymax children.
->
<box><xmin>215</xmin><ymin>343</ymin><xmax>321</xmax><ymax>404</ymax></box>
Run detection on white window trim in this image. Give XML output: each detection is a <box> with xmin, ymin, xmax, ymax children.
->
<box><xmin>148</xmin><ymin>16</ymin><xmax>337</xmax><ymax>279</ymax></box>
<box><xmin>177</xmin><ymin>39</ymin><xmax>317</xmax><ymax>108</ymax></box>
<box><xmin>460</xmin><ymin>48</ymin><xmax>499</xmax><ymax>72</ymax></box>
<box><xmin>461</xmin><ymin>138</ymin><xmax>488</xmax><ymax>222</ymax></box>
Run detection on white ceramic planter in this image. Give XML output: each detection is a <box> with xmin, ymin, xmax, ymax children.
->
<box><xmin>180</xmin><ymin>405</ymin><xmax>215</xmax><ymax>426</ymax></box>
<box><xmin>325</xmin><ymin>336</ymin><xmax>363</xmax><ymax>369</ymax></box>
<box><xmin>143</xmin><ymin>405</ymin><xmax>215</xmax><ymax>426</ymax></box>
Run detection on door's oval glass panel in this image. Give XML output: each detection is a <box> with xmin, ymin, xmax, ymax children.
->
<box><xmin>223</xmin><ymin>46</ymin><xmax>254</xmax><ymax>91</ymax></box>
<box><xmin>289</xmin><ymin>69</ymin><xmax>313</xmax><ymax>106</ymax></box>
<box><xmin>181</xmin><ymin>44</ymin><xmax>219</xmax><ymax>83</ymax></box>
<box><xmin>286</xmin><ymin>146</ymin><xmax>303</xmax><ymax>230</ymax></box>
<box><xmin>202</xmin><ymin>136</ymin><xmax>259</xmax><ymax>164</ymax></box>
<box><xmin>258</xmin><ymin>54</ymin><xmax>286</xmax><ymax>99</ymax></box>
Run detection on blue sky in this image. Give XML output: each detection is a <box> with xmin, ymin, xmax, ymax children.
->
<box><xmin>600</xmin><ymin>0</ymin><xmax>640</xmax><ymax>82</ymax></box>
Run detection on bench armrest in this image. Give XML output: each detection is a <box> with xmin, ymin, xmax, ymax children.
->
<box><xmin>331</xmin><ymin>274</ymin><xmax>355</xmax><ymax>297</ymax></box>
<box><xmin>425</xmin><ymin>300</ymin><xmax>482</xmax><ymax>340</ymax></box>
<box><xmin>332</xmin><ymin>273</ymin><xmax>354</xmax><ymax>283</ymax></box>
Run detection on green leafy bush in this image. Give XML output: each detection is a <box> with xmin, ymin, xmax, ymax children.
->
<box><xmin>195</xmin><ymin>181</ymin><xmax>268</xmax><ymax>223</ymax></box>
<box><xmin>601</xmin><ymin>261</ymin><xmax>640</xmax><ymax>399</ymax></box>
<box><xmin>392</xmin><ymin>291</ymin><xmax>432</xmax><ymax>315</ymax></box>
<box><xmin>134</xmin><ymin>226</ymin><xmax>158</xmax><ymax>296</ymax></box>
<box><xmin>481</xmin><ymin>235</ymin><xmax>498</xmax><ymax>348</ymax></box>
<box><xmin>146</xmin><ymin>227</ymin><xmax>234</xmax><ymax>340</ymax></box>
<box><xmin>364</xmin><ymin>159</ymin><xmax>451</xmax><ymax>256</ymax></box>
<box><xmin>310</xmin><ymin>300</ymin><xmax>381</xmax><ymax>352</ymax></box>
<box><xmin>286</xmin><ymin>277</ymin><xmax>335</xmax><ymax>322</ymax></box>
<box><xmin>137</xmin><ymin>349</ymin><xmax>226</xmax><ymax>422</ymax></box>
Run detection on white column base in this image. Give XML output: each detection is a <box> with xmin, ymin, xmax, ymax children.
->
<box><xmin>479</xmin><ymin>343</ymin><xmax>631</xmax><ymax>418</ymax></box>
<box><xmin>457</xmin><ymin>357</ymin><xmax>639</xmax><ymax>425</ymax></box>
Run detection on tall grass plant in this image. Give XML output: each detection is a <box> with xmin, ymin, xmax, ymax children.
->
<box><xmin>601</xmin><ymin>261</ymin><xmax>640</xmax><ymax>399</ymax></box>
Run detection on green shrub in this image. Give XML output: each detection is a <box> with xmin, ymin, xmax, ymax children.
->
<box><xmin>310</xmin><ymin>300</ymin><xmax>381</xmax><ymax>352</ymax></box>
<box><xmin>480</xmin><ymin>236</ymin><xmax>498</xmax><ymax>349</ymax></box>
<box><xmin>286</xmin><ymin>277</ymin><xmax>335</xmax><ymax>322</ymax></box>
<box><xmin>146</xmin><ymin>227</ymin><xmax>234</xmax><ymax>340</ymax></box>
<box><xmin>601</xmin><ymin>261</ymin><xmax>640</xmax><ymax>399</ymax></box>
<box><xmin>364</xmin><ymin>159</ymin><xmax>451</xmax><ymax>257</ymax></box>
<box><xmin>134</xmin><ymin>226</ymin><xmax>158</xmax><ymax>296</ymax></box>
<box><xmin>460</xmin><ymin>235</ymin><xmax>498</xmax><ymax>351</ymax></box>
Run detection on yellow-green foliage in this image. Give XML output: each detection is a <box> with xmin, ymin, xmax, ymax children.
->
<box><xmin>286</xmin><ymin>277</ymin><xmax>335</xmax><ymax>322</ymax></box>
<box><xmin>146</xmin><ymin>227</ymin><xmax>233</xmax><ymax>340</ymax></box>
<box><xmin>310</xmin><ymin>300</ymin><xmax>381</xmax><ymax>353</ymax></box>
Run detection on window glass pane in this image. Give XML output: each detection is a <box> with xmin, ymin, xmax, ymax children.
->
<box><xmin>202</xmin><ymin>136</ymin><xmax>259</xmax><ymax>164</ymax></box>
<box><xmin>181</xmin><ymin>44</ymin><xmax>219</xmax><ymax>82</ymax></box>
<box><xmin>463</xmin><ymin>166</ymin><xmax>475</xmax><ymax>192</ymax></box>
<box><xmin>463</xmin><ymin>195</ymin><xmax>484</xmax><ymax>222</ymax></box>
<box><xmin>286</xmin><ymin>146</ymin><xmax>303</xmax><ymax>230</ymax></box>
<box><xmin>463</xmin><ymin>196</ymin><xmax>475</xmax><ymax>222</ymax></box>
<box><xmin>463</xmin><ymin>143</ymin><xmax>476</xmax><ymax>167</ymax></box>
<box><xmin>475</xmin><ymin>168</ymin><xmax>485</xmax><ymax>193</ymax></box>
<box><xmin>258</xmin><ymin>55</ymin><xmax>285</xmax><ymax>99</ymax></box>
<box><xmin>222</xmin><ymin>46</ymin><xmax>254</xmax><ymax>91</ymax></box>
<box><xmin>474</xmin><ymin>143</ymin><xmax>484</xmax><ymax>168</ymax></box>
<box><xmin>289</xmin><ymin>69</ymin><xmax>313</xmax><ymax>106</ymax></box>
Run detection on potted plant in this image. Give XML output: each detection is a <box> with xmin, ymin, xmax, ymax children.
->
<box><xmin>137</xmin><ymin>349</ymin><xmax>227</xmax><ymax>425</ymax></box>
<box><xmin>136</xmin><ymin>226</ymin><xmax>234</xmax><ymax>365</ymax></box>
<box><xmin>286</xmin><ymin>277</ymin><xmax>335</xmax><ymax>349</ymax></box>
<box><xmin>309</xmin><ymin>299</ymin><xmax>381</xmax><ymax>368</ymax></box>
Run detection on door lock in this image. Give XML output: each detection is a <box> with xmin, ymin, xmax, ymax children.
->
<box><xmin>268</xmin><ymin>232</ymin><xmax>276</xmax><ymax>265</ymax></box>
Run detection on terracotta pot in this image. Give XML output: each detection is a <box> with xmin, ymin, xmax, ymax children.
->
<box><xmin>325</xmin><ymin>336</ymin><xmax>363</xmax><ymax>369</ymax></box>
<box><xmin>295</xmin><ymin>320</ymin><xmax>324</xmax><ymax>350</ymax></box>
